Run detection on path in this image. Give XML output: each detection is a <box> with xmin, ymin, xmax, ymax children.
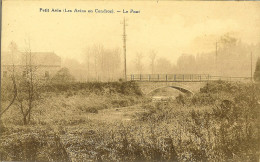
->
<box><xmin>86</xmin><ymin>104</ymin><xmax>145</xmax><ymax>123</ymax></box>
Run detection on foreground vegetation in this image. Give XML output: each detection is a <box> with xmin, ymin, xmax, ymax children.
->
<box><xmin>0</xmin><ymin>81</ymin><xmax>259</xmax><ymax>161</ymax></box>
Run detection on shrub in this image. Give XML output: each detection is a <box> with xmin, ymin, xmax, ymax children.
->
<box><xmin>51</xmin><ymin>67</ymin><xmax>75</xmax><ymax>83</ymax></box>
<box><xmin>40</xmin><ymin>81</ymin><xmax>143</xmax><ymax>96</ymax></box>
<box><xmin>86</xmin><ymin>107</ymin><xmax>99</xmax><ymax>114</ymax></box>
<box><xmin>76</xmin><ymin>104</ymin><xmax>107</xmax><ymax>114</ymax></box>
<box><xmin>0</xmin><ymin>129</ymin><xmax>71</xmax><ymax>161</ymax></box>
<box><xmin>191</xmin><ymin>93</ymin><xmax>216</xmax><ymax>106</ymax></box>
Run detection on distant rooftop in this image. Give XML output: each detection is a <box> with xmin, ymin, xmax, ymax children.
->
<box><xmin>1</xmin><ymin>51</ymin><xmax>61</xmax><ymax>66</ymax></box>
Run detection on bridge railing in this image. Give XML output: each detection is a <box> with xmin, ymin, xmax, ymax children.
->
<box><xmin>128</xmin><ymin>74</ymin><xmax>210</xmax><ymax>82</ymax></box>
<box><xmin>127</xmin><ymin>74</ymin><xmax>251</xmax><ymax>82</ymax></box>
<box><xmin>209</xmin><ymin>76</ymin><xmax>251</xmax><ymax>82</ymax></box>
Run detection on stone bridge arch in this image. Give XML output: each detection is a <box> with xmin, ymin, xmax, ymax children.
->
<box><xmin>135</xmin><ymin>81</ymin><xmax>207</xmax><ymax>96</ymax></box>
<box><xmin>146</xmin><ymin>85</ymin><xmax>194</xmax><ymax>96</ymax></box>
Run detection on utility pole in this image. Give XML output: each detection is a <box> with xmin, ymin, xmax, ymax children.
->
<box><xmin>216</xmin><ymin>42</ymin><xmax>218</xmax><ymax>58</ymax></box>
<box><xmin>122</xmin><ymin>17</ymin><xmax>127</xmax><ymax>81</ymax></box>
<box><xmin>87</xmin><ymin>51</ymin><xmax>90</xmax><ymax>82</ymax></box>
<box><xmin>215</xmin><ymin>41</ymin><xmax>218</xmax><ymax>76</ymax></box>
<box><xmin>251</xmin><ymin>52</ymin><xmax>253</xmax><ymax>81</ymax></box>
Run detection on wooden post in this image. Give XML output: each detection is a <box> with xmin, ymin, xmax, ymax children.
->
<box><xmin>166</xmin><ymin>74</ymin><xmax>168</xmax><ymax>82</ymax></box>
<box><xmin>158</xmin><ymin>74</ymin><xmax>160</xmax><ymax>81</ymax></box>
<box><xmin>140</xmin><ymin>74</ymin><xmax>142</xmax><ymax>81</ymax></box>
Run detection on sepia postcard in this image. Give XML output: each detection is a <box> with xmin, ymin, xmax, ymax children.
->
<box><xmin>1</xmin><ymin>0</ymin><xmax>260</xmax><ymax>161</ymax></box>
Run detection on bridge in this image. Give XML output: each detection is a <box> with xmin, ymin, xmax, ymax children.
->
<box><xmin>127</xmin><ymin>74</ymin><xmax>251</xmax><ymax>95</ymax></box>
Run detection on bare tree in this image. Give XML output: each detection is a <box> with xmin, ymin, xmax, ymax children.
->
<box><xmin>15</xmin><ymin>40</ymin><xmax>40</xmax><ymax>125</ymax></box>
<box><xmin>135</xmin><ymin>52</ymin><xmax>144</xmax><ymax>74</ymax></box>
<box><xmin>0</xmin><ymin>41</ymin><xmax>18</xmax><ymax>117</ymax></box>
<box><xmin>149</xmin><ymin>50</ymin><xmax>157</xmax><ymax>74</ymax></box>
<box><xmin>83</xmin><ymin>46</ymin><xmax>97</xmax><ymax>81</ymax></box>
<box><xmin>111</xmin><ymin>48</ymin><xmax>122</xmax><ymax>80</ymax></box>
<box><xmin>156</xmin><ymin>57</ymin><xmax>173</xmax><ymax>74</ymax></box>
<box><xmin>83</xmin><ymin>45</ymin><xmax>122</xmax><ymax>82</ymax></box>
<box><xmin>62</xmin><ymin>58</ymin><xmax>84</xmax><ymax>81</ymax></box>
<box><xmin>83</xmin><ymin>46</ymin><xmax>91</xmax><ymax>81</ymax></box>
<box><xmin>103</xmin><ymin>48</ymin><xmax>122</xmax><ymax>81</ymax></box>
<box><xmin>91</xmin><ymin>44</ymin><xmax>104</xmax><ymax>81</ymax></box>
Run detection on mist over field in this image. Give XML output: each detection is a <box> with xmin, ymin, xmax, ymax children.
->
<box><xmin>62</xmin><ymin>33</ymin><xmax>260</xmax><ymax>82</ymax></box>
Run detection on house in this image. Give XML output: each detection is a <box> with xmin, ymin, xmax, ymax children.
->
<box><xmin>1</xmin><ymin>51</ymin><xmax>61</xmax><ymax>79</ymax></box>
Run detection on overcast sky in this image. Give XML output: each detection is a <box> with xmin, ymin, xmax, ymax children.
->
<box><xmin>2</xmin><ymin>1</ymin><xmax>260</xmax><ymax>64</ymax></box>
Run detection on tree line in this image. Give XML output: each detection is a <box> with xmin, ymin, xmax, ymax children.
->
<box><xmin>63</xmin><ymin>44</ymin><xmax>122</xmax><ymax>82</ymax></box>
<box><xmin>130</xmin><ymin>33</ymin><xmax>260</xmax><ymax>78</ymax></box>
<box><xmin>61</xmin><ymin>33</ymin><xmax>260</xmax><ymax>81</ymax></box>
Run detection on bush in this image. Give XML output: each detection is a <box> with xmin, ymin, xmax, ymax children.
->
<box><xmin>40</xmin><ymin>81</ymin><xmax>143</xmax><ymax>96</ymax></box>
<box><xmin>51</xmin><ymin>67</ymin><xmax>75</xmax><ymax>83</ymax></box>
<box><xmin>191</xmin><ymin>93</ymin><xmax>216</xmax><ymax>106</ymax></box>
<box><xmin>111</xmin><ymin>99</ymin><xmax>130</xmax><ymax>107</ymax></box>
<box><xmin>76</xmin><ymin>104</ymin><xmax>108</xmax><ymax>114</ymax></box>
<box><xmin>0</xmin><ymin>129</ymin><xmax>71</xmax><ymax>161</ymax></box>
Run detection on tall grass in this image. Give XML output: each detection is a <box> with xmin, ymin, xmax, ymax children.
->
<box><xmin>136</xmin><ymin>81</ymin><xmax>260</xmax><ymax>161</ymax></box>
<box><xmin>0</xmin><ymin>81</ymin><xmax>259</xmax><ymax>161</ymax></box>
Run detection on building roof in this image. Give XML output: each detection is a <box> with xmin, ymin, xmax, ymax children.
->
<box><xmin>1</xmin><ymin>51</ymin><xmax>61</xmax><ymax>66</ymax></box>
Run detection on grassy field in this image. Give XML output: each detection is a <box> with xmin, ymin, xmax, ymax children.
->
<box><xmin>0</xmin><ymin>81</ymin><xmax>259</xmax><ymax>161</ymax></box>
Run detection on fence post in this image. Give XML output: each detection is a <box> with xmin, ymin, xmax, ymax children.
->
<box><xmin>166</xmin><ymin>74</ymin><xmax>168</xmax><ymax>82</ymax></box>
<box><xmin>158</xmin><ymin>74</ymin><xmax>160</xmax><ymax>81</ymax></box>
<box><xmin>140</xmin><ymin>74</ymin><xmax>142</xmax><ymax>81</ymax></box>
<box><xmin>199</xmin><ymin>75</ymin><xmax>201</xmax><ymax>81</ymax></box>
<box><xmin>183</xmin><ymin>75</ymin><xmax>184</xmax><ymax>81</ymax></box>
<box><xmin>174</xmin><ymin>74</ymin><xmax>176</xmax><ymax>81</ymax></box>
